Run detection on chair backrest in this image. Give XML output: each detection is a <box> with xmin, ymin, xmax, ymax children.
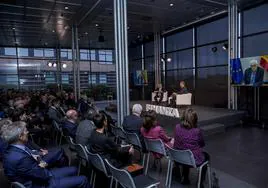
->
<box><xmin>144</xmin><ymin>138</ymin><xmax>167</xmax><ymax>156</ymax></box>
<box><xmin>162</xmin><ymin>92</ymin><xmax>168</xmax><ymax>102</ymax></box>
<box><xmin>125</xmin><ymin>132</ymin><xmax>142</xmax><ymax>149</ymax></box>
<box><xmin>166</xmin><ymin>145</ymin><xmax>196</xmax><ymax>168</ymax></box>
<box><xmin>105</xmin><ymin>159</ymin><xmax>136</xmax><ymax>188</ymax></box>
<box><xmin>75</xmin><ymin>144</ymin><xmax>88</xmax><ymax>162</ymax></box>
<box><xmin>11</xmin><ymin>182</ymin><xmax>26</xmax><ymax>188</ymax></box>
<box><xmin>176</xmin><ymin>93</ymin><xmax>192</xmax><ymax>105</ymax></box>
<box><xmin>86</xmin><ymin>148</ymin><xmax>109</xmax><ymax>177</ymax></box>
<box><xmin>65</xmin><ymin>136</ymin><xmax>76</xmax><ymax>150</ymax></box>
<box><xmin>116</xmin><ymin>127</ymin><xmax>126</xmax><ymax>140</ymax></box>
<box><xmin>110</xmin><ymin>125</ymin><xmax>117</xmax><ymax>136</ymax></box>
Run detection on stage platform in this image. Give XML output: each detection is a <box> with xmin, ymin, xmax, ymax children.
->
<box><xmin>96</xmin><ymin>100</ymin><xmax>246</xmax><ymax>136</ymax></box>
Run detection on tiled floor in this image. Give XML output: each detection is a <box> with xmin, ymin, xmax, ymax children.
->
<box><xmin>1</xmin><ymin>125</ymin><xmax>267</xmax><ymax>187</ymax></box>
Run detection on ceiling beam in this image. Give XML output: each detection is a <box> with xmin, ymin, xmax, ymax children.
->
<box><xmin>78</xmin><ymin>0</ymin><xmax>102</xmax><ymax>25</ymax></box>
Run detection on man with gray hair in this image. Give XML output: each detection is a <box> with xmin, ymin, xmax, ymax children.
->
<box><xmin>244</xmin><ymin>59</ymin><xmax>264</xmax><ymax>86</ymax></box>
<box><xmin>1</xmin><ymin>121</ymin><xmax>90</xmax><ymax>188</ymax></box>
<box><xmin>122</xmin><ymin>104</ymin><xmax>144</xmax><ymax>147</ymax></box>
<box><xmin>62</xmin><ymin>109</ymin><xmax>78</xmax><ymax>139</ymax></box>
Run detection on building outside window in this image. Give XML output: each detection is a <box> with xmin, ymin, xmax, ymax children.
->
<box><xmin>4</xmin><ymin>48</ymin><xmax>16</xmax><ymax>56</ymax></box>
<box><xmin>99</xmin><ymin>73</ymin><xmax>107</xmax><ymax>84</ymax></box>
<box><xmin>88</xmin><ymin>74</ymin><xmax>96</xmax><ymax>84</ymax></box>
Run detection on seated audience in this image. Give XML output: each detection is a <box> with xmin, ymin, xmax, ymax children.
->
<box><xmin>1</xmin><ymin>121</ymin><xmax>89</xmax><ymax>188</ymax></box>
<box><xmin>170</xmin><ymin>80</ymin><xmax>188</xmax><ymax>106</ymax></box>
<box><xmin>90</xmin><ymin>113</ymin><xmax>134</xmax><ymax>168</ymax></box>
<box><xmin>76</xmin><ymin>109</ymin><xmax>96</xmax><ymax>147</ymax></box>
<box><xmin>122</xmin><ymin>104</ymin><xmax>145</xmax><ymax>148</ymax></box>
<box><xmin>0</xmin><ymin>119</ymin><xmax>11</xmax><ymax>161</ymax></box>
<box><xmin>141</xmin><ymin>110</ymin><xmax>173</xmax><ymax>149</ymax></box>
<box><xmin>173</xmin><ymin>108</ymin><xmax>209</xmax><ymax>187</ymax></box>
<box><xmin>47</xmin><ymin>99</ymin><xmax>65</xmax><ymax>124</ymax></box>
<box><xmin>62</xmin><ymin>110</ymin><xmax>78</xmax><ymax>139</ymax></box>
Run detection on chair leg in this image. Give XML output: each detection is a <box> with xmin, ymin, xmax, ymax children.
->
<box><xmin>90</xmin><ymin>170</ymin><xmax>94</xmax><ymax>185</ymax></box>
<box><xmin>165</xmin><ymin>160</ymin><xmax>171</xmax><ymax>188</ymax></box>
<box><xmin>77</xmin><ymin>161</ymin><xmax>81</xmax><ymax>175</ymax></box>
<box><xmin>197</xmin><ymin>166</ymin><xmax>203</xmax><ymax>188</ymax></box>
<box><xmin>168</xmin><ymin>163</ymin><xmax>174</xmax><ymax>188</ymax></box>
<box><xmin>145</xmin><ymin>153</ymin><xmax>150</xmax><ymax>175</ymax></box>
<box><xmin>109</xmin><ymin>177</ymin><xmax>113</xmax><ymax>188</ymax></box>
<box><xmin>115</xmin><ymin>180</ymin><xmax>118</xmax><ymax>188</ymax></box>
<box><xmin>93</xmin><ymin>173</ymin><xmax>96</xmax><ymax>188</ymax></box>
<box><xmin>207</xmin><ymin>164</ymin><xmax>212</xmax><ymax>188</ymax></box>
<box><xmin>142</xmin><ymin>153</ymin><xmax>146</xmax><ymax>167</ymax></box>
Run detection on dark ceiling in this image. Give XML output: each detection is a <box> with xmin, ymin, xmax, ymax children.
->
<box><xmin>0</xmin><ymin>0</ymin><xmax>264</xmax><ymax>49</ymax></box>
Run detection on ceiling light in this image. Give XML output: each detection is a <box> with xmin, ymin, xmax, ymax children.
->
<box><xmin>64</xmin><ymin>6</ymin><xmax>69</xmax><ymax>10</ymax></box>
<box><xmin>137</xmin><ymin>35</ymin><xmax>141</xmax><ymax>39</ymax></box>
<box><xmin>64</xmin><ymin>26</ymin><xmax>69</xmax><ymax>30</ymax></box>
<box><xmin>95</xmin><ymin>23</ymin><xmax>99</xmax><ymax>27</ymax></box>
<box><xmin>53</xmin><ymin>63</ymin><xmax>57</xmax><ymax>67</ymax></box>
<box><xmin>127</xmin><ymin>26</ymin><xmax>130</xmax><ymax>30</ymax></box>
<box><xmin>12</xmin><ymin>27</ymin><xmax>15</xmax><ymax>30</ymax></box>
<box><xmin>85</xmin><ymin>32</ymin><xmax>88</xmax><ymax>35</ymax></box>
<box><xmin>47</xmin><ymin>62</ymin><xmax>53</xmax><ymax>67</ymax></box>
<box><xmin>52</xmin><ymin>30</ymin><xmax>55</xmax><ymax>33</ymax></box>
<box><xmin>62</xmin><ymin>63</ymin><xmax>67</xmax><ymax>68</ymax></box>
<box><xmin>169</xmin><ymin>3</ymin><xmax>174</xmax><ymax>7</ymax></box>
<box><xmin>167</xmin><ymin>58</ymin><xmax>172</xmax><ymax>62</ymax></box>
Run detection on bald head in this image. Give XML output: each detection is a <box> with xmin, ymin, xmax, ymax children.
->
<box><xmin>66</xmin><ymin>110</ymin><xmax>78</xmax><ymax>121</ymax></box>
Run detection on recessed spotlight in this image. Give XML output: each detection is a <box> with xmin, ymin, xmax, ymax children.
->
<box><xmin>64</xmin><ymin>6</ymin><xmax>69</xmax><ymax>10</ymax></box>
<box><xmin>170</xmin><ymin>3</ymin><xmax>174</xmax><ymax>7</ymax></box>
<box><xmin>12</xmin><ymin>27</ymin><xmax>15</xmax><ymax>30</ymax></box>
<box><xmin>85</xmin><ymin>32</ymin><xmax>88</xmax><ymax>35</ymax></box>
<box><xmin>53</xmin><ymin>63</ymin><xmax>57</xmax><ymax>67</ymax></box>
<box><xmin>167</xmin><ymin>58</ymin><xmax>172</xmax><ymax>62</ymax></box>
<box><xmin>47</xmin><ymin>62</ymin><xmax>53</xmax><ymax>67</ymax></box>
<box><xmin>137</xmin><ymin>35</ymin><xmax>141</xmax><ymax>39</ymax></box>
<box><xmin>64</xmin><ymin>25</ymin><xmax>69</xmax><ymax>30</ymax></box>
<box><xmin>52</xmin><ymin>30</ymin><xmax>55</xmax><ymax>33</ymax></box>
<box><xmin>95</xmin><ymin>23</ymin><xmax>99</xmax><ymax>27</ymax></box>
<box><xmin>62</xmin><ymin>63</ymin><xmax>67</xmax><ymax>68</ymax></box>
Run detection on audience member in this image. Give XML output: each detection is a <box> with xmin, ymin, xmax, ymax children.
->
<box><xmin>122</xmin><ymin>104</ymin><xmax>145</xmax><ymax>148</ymax></box>
<box><xmin>90</xmin><ymin>113</ymin><xmax>134</xmax><ymax>168</ymax></box>
<box><xmin>141</xmin><ymin>110</ymin><xmax>173</xmax><ymax>149</ymax></box>
<box><xmin>76</xmin><ymin>109</ymin><xmax>96</xmax><ymax>147</ymax></box>
<box><xmin>63</xmin><ymin>110</ymin><xmax>78</xmax><ymax>139</ymax></box>
<box><xmin>173</xmin><ymin>108</ymin><xmax>209</xmax><ymax>187</ymax></box>
<box><xmin>47</xmin><ymin>99</ymin><xmax>65</xmax><ymax>124</ymax></box>
<box><xmin>1</xmin><ymin>121</ymin><xmax>90</xmax><ymax>188</ymax></box>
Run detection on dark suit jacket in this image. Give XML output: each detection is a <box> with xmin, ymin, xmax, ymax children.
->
<box><xmin>89</xmin><ymin>130</ymin><xmax>130</xmax><ymax>168</ymax></box>
<box><xmin>244</xmin><ymin>67</ymin><xmax>264</xmax><ymax>86</ymax></box>
<box><xmin>75</xmin><ymin>120</ymin><xmax>95</xmax><ymax>147</ymax></box>
<box><xmin>63</xmin><ymin>120</ymin><xmax>77</xmax><ymax>139</ymax></box>
<box><xmin>47</xmin><ymin>106</ymin><xmax>64</xmax><ymax>124</ymax></box>
<box><xmin>3</xmin><ymin>145</ymin><xmax>52</xmax><ymax>188</ymax></box>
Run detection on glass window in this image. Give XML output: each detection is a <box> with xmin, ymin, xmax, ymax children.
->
<box><xmin>34</xmin><ymin>49</ymin><xmax>44</xmax><ymax>57</ymax></box>
<box><xmin>98</xmin><ymin>50</ymin><xmax>113</xmax><ymax>63</ymax></box>
<box><xmin>165</xmin><ymin>49</ymin><xmax>194</xmax><ymax>70</ymax></box>
<box><xmin>4</xmin><ymin>48</ymin><xmax>16</xmax><ymax>56</ymax></box>
<box><xmin>0</xmin><ymin>75</ymin><xmax>18</xmax><ymax>86</ymax></box>
<box><xmin>45</xmin><ymin>72</ymin><xmax>56</xmax><ymax>84</ymax></box>
<box><xmin>243</xmin><ymin>4</ymin><xmax>268</xmax><ymax>35</ymax></box>
<box><xmin>99</xmin><ymin>73</ymin><xmax>107</xmax><ymax>84</ymax></box>
<box><xmin>144</xmin><ymin>42</ymin><xmax>154</xmax><ymax>57</ymax></box>
<box><xmin>196</xmin><ymin>17</ymin><xmax>228</xmax><ymax>45</ymax></box>
<box><xmin>242</xmin><ymin>33</ymin><xmax>268</xmax><ymax>57</ymax></box>
<box><xmin>44</xmin><ymin>49</ymin><xmax>55</xmax><ymax>57</ymax></box>
<box><xmin>129</xmin><ymin>45</ymin><xmax>142</xmax><ymax>60</ymax></box>
<box><xmin>18</xmin><ymin>48</ymin><xmax>29</xmax><ymax>57</ymax></box>
<box><xmin>166</xmin><ymin>29</ymin><xmax>193</xmax><ymax>52</ymax></box>
<box><xmin>80</xmin><ymin>49</ymin><xmax>89</xmax><ymax>60</ymax></box>
<box><xmin>61</xmin><ymin>51</ymin><xmax>67</xmax><ymax>58</ymax></box>
<box><xmin>197</xmin><ymin>42</ymin><xmax>228</xmax><ymax>67</ymax></box>
<box><xmin>61</xmin><ymin>73</ymin><xmax>69</xmax><ymax>84</ymax></box>
<box><xmin>88</xmin><ymin>74</ymin><xmax>96</xmax><ymax>84</ymax></box>
<box><xmin>90</xmin><ymin>50</ymin><xmax>96</xmax><ymax>61</ymax></box>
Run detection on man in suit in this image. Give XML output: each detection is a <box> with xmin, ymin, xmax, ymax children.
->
<box><xmin>244</xmin><ymin>60</ymin><xmax>264</xmax><ymax>86</ymax></box>
<box><xmin>1</xmin><ymin>121</ymin><xmax>89</xmax><ymax>188</ymax></box>
<box><xmin>90</xmin><ymin>113</ymin><xmax>134</xmax><ymax>168</ymax></box>
<box><xmin>62</xmin><ymin>110</ymin><xmax>78</xmax><ymax>139</ymax></box>
<box><xmin>76</xmin><ymin>109</ymin><xmax>96</xmax><ymax>147</ymax></box>
<box><xmin>47</xmin><ymin>99</ymin><xmax>65</xmax><ymax>124</ymax></box>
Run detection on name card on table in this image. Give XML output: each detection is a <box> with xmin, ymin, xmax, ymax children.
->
<box><xmin>146</xmin><ymin>104</ymin><xmax>180</xmax><ymax>118</ymax></box>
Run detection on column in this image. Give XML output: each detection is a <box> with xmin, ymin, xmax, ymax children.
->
<box><xmin>154</xmin><ymin>31</ymin><xmax>161</xmax><ymax>86</ymax></box>
<box><xmin>72</xmin><ymin>26</ymin><xmax>78</xmax><ymax>102</ymax></box>
<box><xmin>228</xmin><ymin>0</ymin><xmax>238</xmax><ymax>109</ymax></box>
<box><xmin>114</xmin><ymin>0</ymin><xmax>130</xmax><ymax>125</ymax></box>
<box><xmin>56</xmin><ymin>46</ymin><xmax>61</xmax><ymax>91</ymax></box>
<box><xmin>75</xmin><ymin>26</ymin><xmax>80</xmax><ymax>100</ymax></box>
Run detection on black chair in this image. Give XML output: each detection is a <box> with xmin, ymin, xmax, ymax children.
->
<box><xmin>74</xmin><ymin>144</ymin><xmax>89</xmax><ymax>175</ymax></box>
<box><xmin>64</xmin><ymin>136</ymin><xmax>77</xmax><ymax>166</ymax></box>
<box><xmin>86</xmin><ymin>147</ymin><xmax>110</xmax><ymax>188</ymax></box>
<box><xmin>105</xmin><ymin>159</ymin><xmax>160</xmax><ymax>188</ymax></box>
<box><xmin>166</xmin><ymin>145</ymin><xmax>212</xmax><ymax>188</ymax></box>
<box><xmin>52</xmin><ymin>120</ymin><xmax>63</xmax><ymax>145</ymax></box>
<box><xmin>125</xmin><ymin>132</ymin><xmax>146</xmax><ymax>166</ymax></box>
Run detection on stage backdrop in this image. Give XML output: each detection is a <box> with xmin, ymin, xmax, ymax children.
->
<box><xmin>134</xmin><ymin>70</ymin><xmax>148</xmax><ymax>86</ymax></box>
<box><xmin>231</xmin><ymin>55</ymin><xmax>268</xmax><ymax>84</ymax></box>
